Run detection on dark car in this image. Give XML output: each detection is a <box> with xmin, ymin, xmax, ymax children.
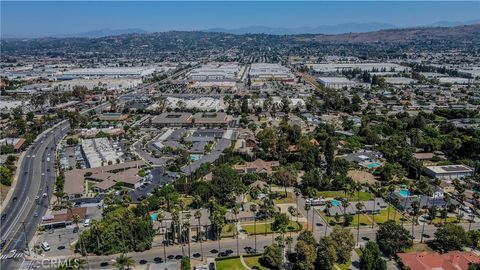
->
<box><xmin>139</xmin><ymin>260</ymin><xmax>148</xmax><ymax>265</ymax></box>
<box><xmin>57</xmin><ymin>245</ymin><xmax>65</xmax><ymax>250</ymax></box>
<box><xmin>73</xmin><ymin>227</ymin><xmax>79</xmax><ymax>233</ymax></box>
<box><xmin>153</xmin><ymin>257</ymin><xmax>163</xmax><ymax>263</ymax></box>
<box><xmin>210</xmin><ymin>249</ymin><xmax>218</xmax><ymax>254</ymax></box>
<box><xmin>218</xmin><ymin>252</ymin><xmax>228</xmax><ymax>257</ymax></box>
<box><xmin>1</xmin><ymin>214</ymin><xmax>6</xmax><ymax>220</ymax></box>
<box><xmin>174</xmin><ymin>255</ymin><xmax>183</xmax><ymax>260</ymax></box>
<box><xmin>100</xmin><ymin>262</ymin><xmax>109</xmax><ymax>267</ymax></box>
<box><xmin>167</xmin><ymin>255</ymin><xmax>175</xmax><ymax>260</ymax></box>
<box><xmin>225</xmin><ymin>249</ymin><xmax>234</xmax><ymax>255</ymax></box>
<box><xmin>193</xmin><ymin>253</ymin><xmax>201</xmax><ymax>258</ymax></box>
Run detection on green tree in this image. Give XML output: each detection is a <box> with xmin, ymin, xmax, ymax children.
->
<box><xmin>315</xmin><ymin>236</ymin><xmax>337</xmax><ymax>270</ymax></box>
<box><xmin>261</xmin><ymin>244</ymin><xmax>283</xmax><ymax>269</ymax></box>
<box><xmin>325</xmin><ymin>136</ymin><xmax>336</xmax><ymax>176</ymax></box>
<box><xmin>359</xmin><ymin>242</ymin><xmax>387</xmax><ymax>270</ymax></box>
<box><xmin>294</xmin><ymin>240</ymin><xmax>316</xmax><ymax>270</ymax></box>
<box><xmin>376</xmin><ymin>221</ymin><xmax>413</xmax><ymax>257</ymax></box>
<box><xmin>180</xmin><ymin>257</ymin><xmax>191</xmax><ymax>270</ymax></box>
<box><xmin>434</xmin><ymin>224</ymin><xmax>470</xmax><ymax>253</ymax></box>
<box><xmin>113</xmin><ymin>254</ymin><xmax>135</xmax><ymax>270</ymax></box>
<box><xmin>297</xmin><ymin>229</ymin><xmax>316</xmax><ymax>246</ymax></box>
<box><xmin>0</xmin><ymin>166</ymin><xmax>13</xmax><ymax>186</ymax></box>
<box><xmin>330</xmin><ymin>227</ymin><xmax>355</xmax><ymax>263</ymax></box>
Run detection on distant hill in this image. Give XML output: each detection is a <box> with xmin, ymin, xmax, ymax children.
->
<box><xmin>294</xmin><ymin>24</ymin><xmax>480</xmax><ymax>44</ymax></box>
<box><xmin>206</xmin><ymin>23</ymin><xmax>397</xmax><ymax>35</ymax></box>
<box><xmin>56</xmin><ymin>28</ymin><xmax>149</xmax><ymax>38</ymax></box>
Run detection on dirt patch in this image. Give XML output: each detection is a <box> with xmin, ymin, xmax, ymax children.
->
<box><xmin>347</xmin><ymin>170</ymin><xmax>378</xmax><ymax>185</ymax></box>
<box><xmin>0</xmin><ymin>184</ymin><xmax>11</xmax><ymax>205</ymax></box>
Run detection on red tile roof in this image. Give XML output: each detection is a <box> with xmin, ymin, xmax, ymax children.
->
<box><xmin>398</xmin><ymin>251</ymin><xmax>480</xmax><ymax>270</ymax></box>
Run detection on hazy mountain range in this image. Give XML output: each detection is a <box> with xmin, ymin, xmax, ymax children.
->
<box><xmin>2</xmin><ymin>20</ymin><xmax>480</xmax><ymax>39</ymax></box>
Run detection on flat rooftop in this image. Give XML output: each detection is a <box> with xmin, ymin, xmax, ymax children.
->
<box><xmin>425</xmin><ymin>165</ymin><xmax>473</xmax><ymax>174</ymax></box>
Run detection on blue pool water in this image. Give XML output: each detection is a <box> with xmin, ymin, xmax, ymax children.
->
<box><xmin>331</xmin><ymin>199</ymin><xmax>342</xmax><ymax>207</ymax></box>
<box><xmin>190</xmin><ymin>154</ymin><xmax>202</xmax><ymax>161</ymax></box>
<box><xmin>399</xmin><ymin>189</ymin><xmax>410</xmax><ymax>197</ymax></box>
<box><xmin>150</xmin><ymin>213</ymin><xmax>157</xmax><ymax>221</ymax></box>
<box><xmin>367</xmin><ymin>163</ymin><xmax>381</xmax><ymax>169</ymax></box>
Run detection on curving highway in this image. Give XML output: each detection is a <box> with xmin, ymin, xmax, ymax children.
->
<box><xmin>0</xmin><ymin>120</ymin><xmax>70</xmax><ymax>269</ymax></box>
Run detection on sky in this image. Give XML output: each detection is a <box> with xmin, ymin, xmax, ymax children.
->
<box><xmin>1</xmin><ymin>1</ymin><xmax>479</xmax><ymax>37</ymax></box>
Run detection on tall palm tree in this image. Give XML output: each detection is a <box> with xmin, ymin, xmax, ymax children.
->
<box><xmin>443</xmin><ymin>193</ymin><xmax>451</xmax><ymax>225</ymax></box>
<box><xmin>387</xmin><ymin>185</ymin><xmax>395</xmax><ymax>221</ymax></box>
<box><xmin>325</xmin><ymin>201</ymin><xmax>332</xmax><ymax>236</ymax></box>
<box><xmin>294</xmin><ymin>188</ymin><xmax>301</xmax><ymax>224</ymax></box>
<box><xmin>194</xmin><ymin>210</ymin><xmax>204</xmax><ymax>261</ymax></box>
<box><xmin>233</xmin><ymin>205</ymin><xmax>240</xmax><ymax>256</ymax></box>
<box><xmin>183</xmin><ymin>220</ymin><xmax>191</xmax><ymax>258</ymax></box>
<box><xmin>304</xmin><ymin>204</ymin><xmax>311</xmax><ymax>231</ymax></box>
<box><xmin>113</xmin><ymin>254</ymin><xmax>135</xmax><ymax>270</ymax></box>
<box><xmin>411</xmin><ymin>200</ymin><xmax>420</xmax><ymax>240</ymax></box>
<box><xmin>250</xmin><ymin>203</ymin><xmax>258</xmax><ymax>252</ymax></box>
<box><xmin>156</xmin><ymin>210</ymin><xmax>167</xmax><ymax>261</ymax></box>
<box><xmin>355</xmin><ymin>202</ymin><xmax>363</xmax><ymax>246</ymax></box>
<box><xmin>285</xmin><ymin>236</ymin><xmax>293</xmax><ymax>256</ymax></box>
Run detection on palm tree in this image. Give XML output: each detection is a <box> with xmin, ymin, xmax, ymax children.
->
<box><xmin>183</xmin><ymin>220</ymin><xmax>191</xmax><ymax>258</ymax></box>
<box><xmin>194</xmin><ymin>210</ymin><xmax>204</xmax><ymax>260</ymax></box>
<box><xmin>393</xmin><ymin>198</ymin><xmax>400</xmax><ymax>223</ymax></box>
<box><xmin>444</xmin><ymin>193</ymin><xmax>451</xmax><ymax>225</ymax></box>
<box><xmin>156</xmin><ymin>210</ymin><xmax>167</xmax><ymax>262</ymax></box>
<box><xmin>387</xmin><ymin>185</ymin><xmax>395</xmax><ymax>221</ymax></box>
<box><xmin>411</xmin><ymin>200</ymin><xmax>420</xmax><ymax>239</ymax></box>
<box><xmin>285</xmin><ymin>236</ymin><xmax>293</xmax><ymax>255</ymax></box>
<box><xmin>294</xmin><ymin>188</ymin><xmax>301</xmax><ymax>224</ymax></box>
<box><xmin>355</xmin><ymin>202</ymin><xmax>363</xmax><ymax>246</ymax></box>
<box><xmin>233</xmin><ymin>205</ymin><xmax>240</xmax><ymax>256</ymax></box>
<box><xmin>325</xmin><ymin>201</ymin><xmax>332</xmax><ymax>236</ymax></box>
<box><xmin>250</xmin><ymin>203</ymin><xmax>258</xmax><ymax>252</ymax></box>
<box><xmin>304</xmin><ymin>204</ymin><xmax>311</xmax><ymax>231</ymax></box>
<box><xmin>113</xmin><ymin>254</ymin><xmax>135</xmax><ymax>270</ymax></box>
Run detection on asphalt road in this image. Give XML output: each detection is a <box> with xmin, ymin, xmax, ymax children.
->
<box><xmin>1</xmin><ymin>121</ymin><xmax>70</xmax><ymax>269</ymax></box>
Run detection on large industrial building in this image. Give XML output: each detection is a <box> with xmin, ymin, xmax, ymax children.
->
<box><xmin>249</xmin><ymin>63</ymin><xmax>294</xmax><ymax>82</ymax></box>
<box><xmin>317</xmin><ymin>77</ymin><xmax>357</xmax><ymax>90</ymax></box>
<box><xmin>188</xmin><ymin>63</ymin><xmax>242</xmax><ymax>81</ymax></box>
<box><xmin>308</xmin><ymin>62</ymin><xmax>410</xmax><ymax>73</ymax></box>
<box><xmin>60</xmin><ymin>67</ymin><xmax>155</xmax><ymax>79</ymax></box>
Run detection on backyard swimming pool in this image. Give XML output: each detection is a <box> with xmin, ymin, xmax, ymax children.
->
<box><xmin>399</xmin><ymin>189</ymin><xmax>410</xmax><ymax>197</ymax></box>
<box><xmin>331</xmin><ymin>199</ymin><xmax>342</xmax><ymax>207</ymax></box>
<box><xmin>150</xmin><ymin>213</ymin><xmax>157</xmax><ymax>221</ymax></box>
<box><xmin>190</xmin><ymin>154</ymin><xmax>202</xmax><ymax>161</ymax></box>
<box><xmin>366</xmin><ymin>162</ymin><xmax>382</xmax><ymax>169</ymax></box>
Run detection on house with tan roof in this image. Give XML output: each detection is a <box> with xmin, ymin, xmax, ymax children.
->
<box><xmin>233</xmin><ymin>159</ymin><xmax>280</xmax><ymax>175</ymax></box>
<box><xmin>64</xmin><ymin>160</ymin><xmax>147</xmax><ymax>198</ymax></box>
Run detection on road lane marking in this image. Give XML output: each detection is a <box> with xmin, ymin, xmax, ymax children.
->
<box><xmin>2</xmin><ymin>198</ymin><xmax>30</xmax><ymax>241</ymax></box>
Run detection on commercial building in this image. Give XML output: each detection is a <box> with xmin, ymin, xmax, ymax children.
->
<box><xmin>424</xmin><ymin>165</ymin><xmax>474</xmax><ymax>180</ymax></box>
<box><xmin>188</xmin><ymin>63</ymin><xmax>241</xmax><ymax>81</ymax></box>
<box><xmin>249</xmin><ymin>63</ymin><xmax>294</xmax><ymax>82</ymax></box>
<box><xmin>64</xmin><ymin>160</ymin><xmax>146</xmax><ymax>197</ymax></box>
<box><xmin>81</xmin><ymin>138</ymin><xmax>124</xmax><ymax>168</ymax></box>
<box><xmin>308</xmin><ymin>62</ymin><xmax>410</xmax><ymax>73</ymax></box>
<box><xmin>60</xmin><ymin>67</ymin><xmax>155</xmax><ymax>79</ymax></box>
<box><xmin>317</xmin><ymin>77</ymin><xmax>357</xmax><ymax>90</ymax></box>
<box><xmin>150</xmin><ymin>112</ymin><xmax>230</xmax><ymax>127</ymax></box>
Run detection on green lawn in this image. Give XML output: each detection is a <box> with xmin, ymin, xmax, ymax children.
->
<box><xmin>242</xmin><ymin>221</ymin><xmax>302</xmax><ymax>235</ymax></box>
<box><xmin>222</xmin><ymin>224</ymin><xmax>237</xmax><ymax>238</ymax></box>
<box><xmin>216</xmin><ymin>257</ymin><xmax>246</xmax><ymax>270</ymax></box>
<box><xmin>317</xmin><ymin>191</ymin><xmax>374</xmax><ymax>201</ymax></box>
<box><xmin>405</xmin><ymin>243</ymin><xmax>434</xmax><ymax>253</ymax></box>
<box><xmin>273</xmin><ymin>192</ymin><xmax>295</xmax><ymax>204</ymax></box>
<box><xmin>335</xmin><ymin>260</ymin><xmax>352</xmax><ymax>270</ymax></box>
<box><xmin>430</xmin><ymin>217</ymin><xmax>465</xmax><ymax>224</ymax></box>
<box><xmin>373</xmin><ymin>206</ymin><xmax>406</xmax><ymax>224</ymax></box>
<box><xmin>319</xmin><ymin>205</ymin><xmax>408</xmax><ymax>227</ymax></box>
<box><xmin>243</xmin><ymin>255</ymin><xmax>267</xmax><ymax>270</ymax></box>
